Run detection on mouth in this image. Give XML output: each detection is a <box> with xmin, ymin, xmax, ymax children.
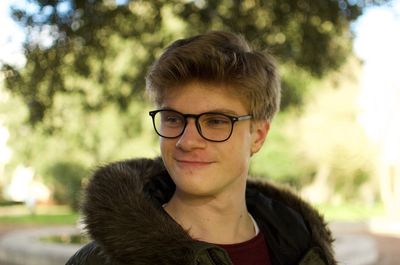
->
<box><xmin>175</xmin><ymin>159</ymin><xmax>214</xmax><ymax>167</ymax></box>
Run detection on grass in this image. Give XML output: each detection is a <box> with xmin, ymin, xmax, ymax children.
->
<box><xmin>0</xmin><ymin>205</ymin><xmax>80</xmax><ymax>225</ymax></box>
<box><xmin>315</xmin><ymin>202</ymin><xmax>385</xmax><ymax>222</ymax></box>
<box><xmin>0</xmin><ymin>213</ymin><xmax>80</xmax><ymax>225</ymax></box>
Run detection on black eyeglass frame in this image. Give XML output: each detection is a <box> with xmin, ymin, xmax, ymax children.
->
<box><xmin>149</xmin><ymin>109</ymin><xmax>252</xmax><ymax>142</ymax></box>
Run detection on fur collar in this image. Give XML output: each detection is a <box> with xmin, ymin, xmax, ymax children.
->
<box><xmin>82</xmin><ymin>157</ymin><xmax>335</xmax><ymax>265</ymax></box>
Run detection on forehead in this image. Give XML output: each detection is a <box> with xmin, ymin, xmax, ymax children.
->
<box><xmin>160</xmin><ymin>82</ymin><xmax>248</xmax><ymax>114</ymax></box>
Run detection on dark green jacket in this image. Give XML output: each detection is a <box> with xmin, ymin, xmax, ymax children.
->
<box><xmin>66</xmin><ymin>158</ymin><xmax>336</xmax><ymax>265</ymax></box>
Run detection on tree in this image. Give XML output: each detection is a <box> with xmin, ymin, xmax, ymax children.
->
<box><xmin>0</xmin><ymin>0</ymin><xmax>389</xmax><ymax>209</ymax></box>
<box><xmin>3</xmin><ymin>0</ymin><xmax>388</xmax><ymax>126</ymax></box>
<box><xmin>251</xmin><ymin>57</ymin><xmax>377</xmax><ymax>205</ymax></box>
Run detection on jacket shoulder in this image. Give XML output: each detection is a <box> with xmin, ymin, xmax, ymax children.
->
<box><xmin>66</xmin><ymin>241</ymin><xmax>113</xmax><ymax>265</ymax></box>
<box><xmin>247</xmin><ymin>179</ymin><xmax>336</xmax><ymax>265</ymax></box>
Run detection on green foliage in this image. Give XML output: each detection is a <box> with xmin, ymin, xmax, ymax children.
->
<box><xmin>1</xmin><ymin>1</ymin><xmax>389</xmax><ymax>209</ymax></box>
<box><xmin>280</xmin><ymin>63</ymin><xmax>318</xmax><ymax>110</ymax></box>
<box><xmin>45</xmin><ymin>161</ymin><xmax>87</xmax><ymax>210</ymax></box>
<box><xmin>2</xmin><ymin>0</ymin><xmax>387</xmax><ymax>126</ymax></box>
<box><xmin>1</xmin><ymin>81</ymin><xmax>157</xmax><ymax>209</ymax></box>
<box><xmin>287</xmin><ymin>58</ymin><xmax>376</xmax><ymax>201</ymax></box>
<box><xmin>250</xmin><ymin>113</ymin><xmax>309</xmax><ymax>187</ymax></box>
<box><xmin>251</xmin><ymin>57</ymin><xmax>377</xmax><ymax>203</ymax></box>
<box><xmin>0</xmin><ymin>200</ymin><xmax>24</xmax><ymax>207</ymax></box>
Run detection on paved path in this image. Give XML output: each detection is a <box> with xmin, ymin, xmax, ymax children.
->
<box><xmin>372</xmin><ymin>233</ymin><xmax>400</xmax><ymax>265</ymax></box>
<box><xmin>331</xmin><ymin>220</ymin><xmax>400</xmax><ymax>265</ymax></box>
<box><xmin>0</xmin><ymin>226</ymin><xmax>81</xmax><ymax>265</ymax></box>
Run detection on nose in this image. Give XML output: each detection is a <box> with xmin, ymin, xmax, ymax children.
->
<box><xmin>176</xmin><ymin>119</ymin><xmax>206</xmax><ymax>151</ymax></box>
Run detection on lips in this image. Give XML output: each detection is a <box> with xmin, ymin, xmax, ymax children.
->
<box><xmin>174</xmin><ymin>158</ymin><xmax>215</xmax><ymax>167</ymax></box>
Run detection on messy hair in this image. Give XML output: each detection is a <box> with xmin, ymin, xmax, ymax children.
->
<box><xmin>146</xmin><ymin>31</ymin><xmax>281</xmax><ymax>121</ymax></box>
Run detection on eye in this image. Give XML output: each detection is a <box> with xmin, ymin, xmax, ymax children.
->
<box><xmin>202</xmin><ymin>114</ymin><xmax>231</xmax><ymax>128</ymax></box>
<box><xmin>161</xmin><ymin>112</ymin><xmax>184</xmax><ymax>127</ymax></box>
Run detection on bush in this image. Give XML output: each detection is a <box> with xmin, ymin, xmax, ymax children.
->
<box><xmin>46</xmin><ymin>161</ymin><xmax>89</xmax><ymax>210</ymax></box>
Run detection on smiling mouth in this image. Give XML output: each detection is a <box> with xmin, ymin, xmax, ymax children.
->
<box><xmin>175</xmin><ymin>159</ymin><xmax>214</xmax><ymax>167</ymax></box>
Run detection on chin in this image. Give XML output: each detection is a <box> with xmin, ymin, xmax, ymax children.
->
<box><xmin>171</xmin><ymin>172</ymin><xmax>217</xmax><ymax>194</ymax></box>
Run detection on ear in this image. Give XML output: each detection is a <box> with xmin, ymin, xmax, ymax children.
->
<box><xmin>250</xmin><ymin>120</ymin><xmax>270</xmax><ymax>155</ymax></box>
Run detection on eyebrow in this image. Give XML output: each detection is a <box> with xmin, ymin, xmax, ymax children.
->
<box><xmin>160</xmin><ymin>107</ymin><xmax>241</xmax><ymax>116</ymax></box>
<box><xmin>207</xmin><ymin>108</ymin><xmax>241</xmax><ymax>116</ymax></box>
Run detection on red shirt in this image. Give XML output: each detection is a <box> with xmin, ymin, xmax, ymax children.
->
<box><xmin>216</xmin><ymin>233</ymin><xmax>272</xmax><ymax>265</ymax></box>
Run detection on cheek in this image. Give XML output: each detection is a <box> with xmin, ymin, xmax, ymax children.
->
<box><xmin>160</xmin><ymin>137</ymin><xmax>172</xmax><ymax>148</ymax></box>
<box><xmin>233</xmin><ymin>129</ymin><xmax>253</xmax><ymax>155</ymax></box>
<box><xmin>222</xmin><ymin>144</ymin><xmax>251</xmax><ymax>180</ymax></box>
<box><xmin>224</xmin><ymin>134</ymin><xmax>252</xmax><ymax>164</ymax></box>
<box><xmin>160</xmin><ymin>139</ymin><xmax>175</xmax><ymax>160</ymax></box>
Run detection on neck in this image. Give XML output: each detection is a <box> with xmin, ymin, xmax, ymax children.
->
<box><xmin>164</xmin><ymin>191</ymin><xmax>255</xmax><ymax>244</ymax></box>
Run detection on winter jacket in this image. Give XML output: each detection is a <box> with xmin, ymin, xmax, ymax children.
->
<box><xmin>66</xmin><ymin>157</ymin><xmax>336</xmax><ymax>265</ymax></box>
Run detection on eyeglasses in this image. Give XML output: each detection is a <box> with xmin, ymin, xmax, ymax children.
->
<box><xmin>149</xmin><ymin>109</ymin><xmax>252</xmax><ymax>142</ymax></box>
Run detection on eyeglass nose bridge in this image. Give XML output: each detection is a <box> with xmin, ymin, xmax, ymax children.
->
<box><xmin>180</xmin><ymin>113</ymin><xmax>204</xmax><ymax>138</ymax></box>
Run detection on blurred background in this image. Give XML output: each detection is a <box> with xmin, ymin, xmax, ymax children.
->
<box><xmin>0</xmin><ymin>0</ymin><xmax>399</xmax><ymax>252</ymax></box>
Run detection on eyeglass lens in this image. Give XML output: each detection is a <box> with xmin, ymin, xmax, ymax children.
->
<box><xmin>153</xmin><ymin>110</ymin><xmax>233</xmax><ymax>141</ymax></box>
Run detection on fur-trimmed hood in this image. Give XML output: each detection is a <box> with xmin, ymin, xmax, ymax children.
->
<box><xmin>69</xmin><ymin>157</ymin><xmax>336</xmax><ymax>265</ymax></box>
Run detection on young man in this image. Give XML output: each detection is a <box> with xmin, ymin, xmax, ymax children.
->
<box><xmin>67</xmin><ymin>31</ymin><xmax>336</xmax><ymax>265</ymax></box>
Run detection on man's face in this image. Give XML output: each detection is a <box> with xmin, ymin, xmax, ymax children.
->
<box><xmin>159</xmin><ymin>81</ymin><xmax>269</xmax><ymax>199</ymax></box>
